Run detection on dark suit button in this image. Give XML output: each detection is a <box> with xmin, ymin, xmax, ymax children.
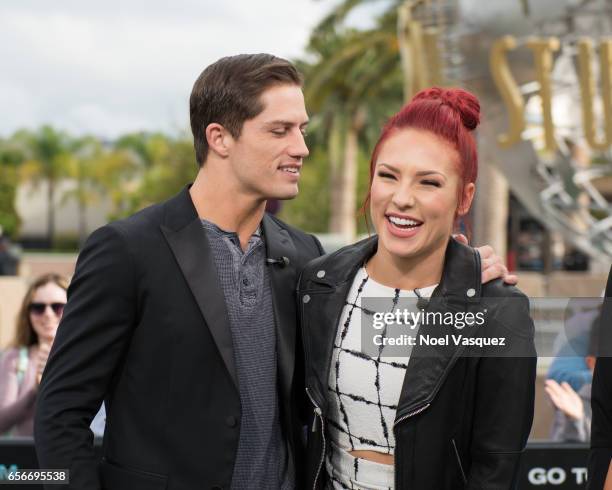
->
<box><xmin>225</xmin><ymin>415</ymin><xmax>237</xmax><ymax>427</ymax></box>
<box><xmin>211</xmin><ymin>486</ymin><xmax>223</xmax><ymax>490</ymax></box>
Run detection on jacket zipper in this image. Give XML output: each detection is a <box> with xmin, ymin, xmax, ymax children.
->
<box><xmin>306</xmin><ymin>387</ymin><xmax>326</xmax><ymax>490</ymax></box>
<box><xmin>451</xmin><ymin>438</ymin><xmax>468</xmax><ymax>484</ymax></box>
<box><xmin>393</xmin><ymin>403</ymin><xmax>430</xmax><ymax>428</ymax></box>
<box><xmin>393</xmin><ymin>403</ymin><xmax>431</xmax><ymax>489</ymax></box>
<box><xmin>300</xmin><ymin>278</ymin><xmax>349</xmax><ymax>489</ymax></box>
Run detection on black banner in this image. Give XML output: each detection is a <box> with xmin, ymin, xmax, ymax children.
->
<box><xmin>0</xmin><ymin>439</ymin><xmax>590</xmax><ymax>489</ymax></box>
<box><xmin>518</xmin><ymin>443</ymin><xmax>589</xmax><ymax>489</ymax></box>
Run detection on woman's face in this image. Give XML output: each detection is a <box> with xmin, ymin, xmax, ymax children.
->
<box><xmin>29</xmin><ymin>282</ymin><xmax>67</xmax><ymax>344</ymax></box>
<box><xmin>370</xmin><ymin>128</ymin><xmax>475</xmax><ymax>261</ymax></box>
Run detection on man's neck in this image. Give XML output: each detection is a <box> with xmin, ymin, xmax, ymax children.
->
<box><xmin>190</xmin><ymin>167</ymin><xmax>267</xmax><ymax>250</ymax></box>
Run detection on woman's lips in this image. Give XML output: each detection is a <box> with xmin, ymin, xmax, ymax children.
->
<box><xmin>385</xmin><ymin>216</ymin><xmax>423</xmax><ymax>238</ymax></box>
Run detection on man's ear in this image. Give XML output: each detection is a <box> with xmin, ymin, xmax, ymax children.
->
<box><xmin>205</xmin><ymin>123</ymin><xmax>232</xmax><ymax>158</ymax></box>
<box><xmin>457</xmin><ymin>183</ymin><xmax>476</xmax><ymax>216</ymax></box>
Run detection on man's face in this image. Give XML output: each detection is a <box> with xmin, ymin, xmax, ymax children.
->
<box><xmin>226</xmin><ymin>84</ymin><xmax>309</xmax><ymax>201</ymax></box>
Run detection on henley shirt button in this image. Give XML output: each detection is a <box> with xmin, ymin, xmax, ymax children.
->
<box><xmin>242</xmin><ymin>278</ymin><xmax>248</xmax><ymax>286</ymax></box>
<box><xmin>316</xmin><ymin>270</ymin><xmax>326</xmax><ymax>278</ymax></box>
<box><xmin>303</xmin><ymin>295</ymin><xmax>311</xmax><ymax>304</ymax></box>
<box><xmin>466</xmin><ymin>288</ymin><xmax>476</xmax><ymax>297</ymax></box>
<box><xmin>225</xmin><ymin>415</ymin><xmax>237</xmax><ymax>427</ymax></box>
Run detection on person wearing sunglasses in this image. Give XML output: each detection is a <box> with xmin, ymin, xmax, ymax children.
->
<box><xmin>0</xmin><ymin>273</ymin><xmax>67</xmax><ymax>436</ymax></box>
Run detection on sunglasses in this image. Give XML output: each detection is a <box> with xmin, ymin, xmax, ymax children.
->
<box><xmin>29</xmin><ymin>302</ymin><xmax>66</xmax><ymax>316</ymax></box>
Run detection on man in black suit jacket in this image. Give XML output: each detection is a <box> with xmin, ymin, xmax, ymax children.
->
<box><xmin>34</xmin><ymin>53</ymin><xmax>514</xmax><ymax>489</ymax></box>
<box><xmin>34</xmin><ymin>53</ymin><xmax>323</xmax><ymax>490</ymax></box>
<box><xmin>589</xmin><ymin>266</ymin><xmax>612</xmax><ymax>490</ymax></box>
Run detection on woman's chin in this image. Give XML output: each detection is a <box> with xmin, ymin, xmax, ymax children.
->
<box><xmin>379</xmin><ymin>237</ymin><xmax>421</xmax><ymax>260</ymax></box>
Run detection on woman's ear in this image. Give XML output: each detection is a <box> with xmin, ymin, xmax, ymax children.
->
<box><xmin>457</xmin><ymin>183</ymin><xmax>476</xmax><ymax>216</ymax></box>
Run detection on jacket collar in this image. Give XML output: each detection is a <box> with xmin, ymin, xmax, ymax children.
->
<box><xmin>306</xmin><ymin>235</ymin><xmax>482</xmax><ymax>303</ymax></box>
<box><xmin>161</xmin><ymin>184</ymin><xmax>199</xmax><ymax>231</ymax></box>
<box><xmin>160</xmin><ymin>186</ymin><xmax>300</xmax><ymax>401</ymax></box>
<box><xmin>261</xmin><ymin>214</ymin><xmax>300</xmax><ymax>405</ymax></box>
<box><xmin>160</xmin><ymin>186</ymin><xmax>239</xmax><ymax>390</ymax></box>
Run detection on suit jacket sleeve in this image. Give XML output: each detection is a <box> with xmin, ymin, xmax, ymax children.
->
<box><xmin>35</xmin><ymin>224</ymin><xmax>137</xmax><ymax>489</ymax></box>
<box><xmin>590</xmin><ymin>357</ymin><xmax>612</xmax><ymax>489</ymax></box>
<box><xmin>467</xmin><ymin>291</ymin><xmax>537</xmax><ymax>490</ymax></box>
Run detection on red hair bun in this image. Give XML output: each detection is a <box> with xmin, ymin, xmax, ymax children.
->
<box><xmin>412</xmin><ymin>87</ymin><xmax>480</xmax><ymax>131</ymax></box>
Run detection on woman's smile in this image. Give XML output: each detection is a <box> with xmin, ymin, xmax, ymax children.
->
<box><xmin>385</xmin><ymin>212</ymin><xmax>424</xmax><ymax>238</ymax></box>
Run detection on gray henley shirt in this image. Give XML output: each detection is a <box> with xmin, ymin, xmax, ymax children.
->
<box><xmin>201</xmin><ymin>219</ymin><xmax>293</xmax><ymax>490</ymax></box>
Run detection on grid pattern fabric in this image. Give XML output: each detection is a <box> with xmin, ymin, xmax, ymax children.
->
<box><xmin>325</xmin><ymin>267</ymin><xmax>437</xmax><ymax>489</ymax></box>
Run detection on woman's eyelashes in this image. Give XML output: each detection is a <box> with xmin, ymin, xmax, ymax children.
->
<box><xmin>422</xmin><ymin>180</ymin><xmax>442</xmax><ymax>187</ymax></box>
<box><xmin>377</xmin><ymin>171</ymin><xmax>442</xmax><ymax>188</ymax></box>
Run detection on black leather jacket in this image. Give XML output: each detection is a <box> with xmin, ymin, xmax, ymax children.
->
<box><xmin>298</xmin><ymin>236</ymin><xmax>537</xmax><ymax>490</ymax></box>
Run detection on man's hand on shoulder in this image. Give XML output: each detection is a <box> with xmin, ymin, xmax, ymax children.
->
<box><xmin>453</xmin><ymin>234</ymin><xmax>518</xmax><ymax>286</ymax></box>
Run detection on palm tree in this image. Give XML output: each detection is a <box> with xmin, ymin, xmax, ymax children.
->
<box><xmin>60</xmin><ymin>136</ymin><xmax>109</xmax><ymax>246</ymax></box>
<box><xmin>103</xmin><ymin>132</ymin><xmax>197</xmax><ymax>219</ymax></box>
<box><xmin>14</xmin><ymin>126</ymin><xmax>72</xmax><ymax>247</ymax></box>
<box><xmin>0</xmin><ymin>138</ymin><xmax>26</xmax><ymax>238</ymax></box>
<box><xmin>306</xmin><ymin>0</ymin><xmax>514</xmax><ymax>256</ymax></box>
<box><xmin>300</xmin><ymin>8</ymin><xmax>405</xmax><ymax>239</ymax></box>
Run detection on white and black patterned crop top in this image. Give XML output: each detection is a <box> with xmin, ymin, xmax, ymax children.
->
<box><xmin>326</xmin><ymin>267</ymin><xmax>437</xmax><ymax>455</ymax></box>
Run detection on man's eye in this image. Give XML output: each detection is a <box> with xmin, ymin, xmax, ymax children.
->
<box><xmin>271</xmin><ymin>129</ymin><xmax>287</xmax><ymax>136</ymax></box>
<box><xmin>300</xmin><ymin>129</ymin><xmax>308</xmax><ymax>137</ymax></box>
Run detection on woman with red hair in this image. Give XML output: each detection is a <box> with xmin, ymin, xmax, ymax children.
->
<box><xmin>299</xmin><ymin>87</ymin><xmax>536</xmax><ymax>489</ymax></box>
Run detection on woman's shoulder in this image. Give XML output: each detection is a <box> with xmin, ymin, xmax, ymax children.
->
<box><xmin>480</xmin><ymin>279</ymin><xmax>534</xmax><ymax>338</ymax></box>
<box><xmin>480</xmin><ymin>279</ymin><xmax>531</xmax><ymax>318</ymax></box>
<box><xmin>301</xmin><ymin>236</ymin><xmax>377</xmax><ymax>279</ymax></box>
<box><xmin>481</xmin><ymin>278</ymin><xmax>529</xmax><ymax>301</ymax></box>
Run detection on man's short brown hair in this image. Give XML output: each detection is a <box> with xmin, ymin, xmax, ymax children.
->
<box><xmin>189</xmin><ymin>53</ymin><xmax>303</xmax><ymax>166</ymax></box>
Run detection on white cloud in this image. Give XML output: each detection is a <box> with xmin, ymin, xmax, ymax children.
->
<box><xmin>0</xmin><ymin>1</ymin><xmax>331</xmax><ymax>138</ymax></box>
<box><xmin>0</xmin><ymin>80</ymin><xmax>38</xmax><ymax>134</ymax></box>
<box><xmin>61</xmin><ymin>104</ymin><xmax>153</xmax><ymax>138</ymax></box>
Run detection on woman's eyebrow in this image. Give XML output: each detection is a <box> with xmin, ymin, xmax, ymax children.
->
<box><xmin>378</xmin><ymin>164</ymin><xmax>445</xmax><ymax>179</ymax></box>
<box><xmin>415</xmin><ymin>170</ymin><xmax>445</xmax><ymax>178</ymax></box>
<box><xmin>378</xmin><ymin>163</ymin><xmax>400</xmax><ymax>172</ymax></box>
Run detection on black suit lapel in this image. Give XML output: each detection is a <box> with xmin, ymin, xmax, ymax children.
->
<box><xmin>160</xmin><ymin>188</ymin><xmax>238</xmax><ymax>390</ymax></box>
<box><xmin>262</xmin><ymin>214</ymin><xmax>299</xmax><ymax>402</ymax></box>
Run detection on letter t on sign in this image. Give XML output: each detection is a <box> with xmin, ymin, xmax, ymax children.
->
<box><xmin>526</xmin><ymin>37</ymin><xmax>561</xmax><ymax>155</ymax></box>
<box><xmin>490</xmin><ymin>36</ymin><xmax>525</xmax><ymax>149</ymax></box>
